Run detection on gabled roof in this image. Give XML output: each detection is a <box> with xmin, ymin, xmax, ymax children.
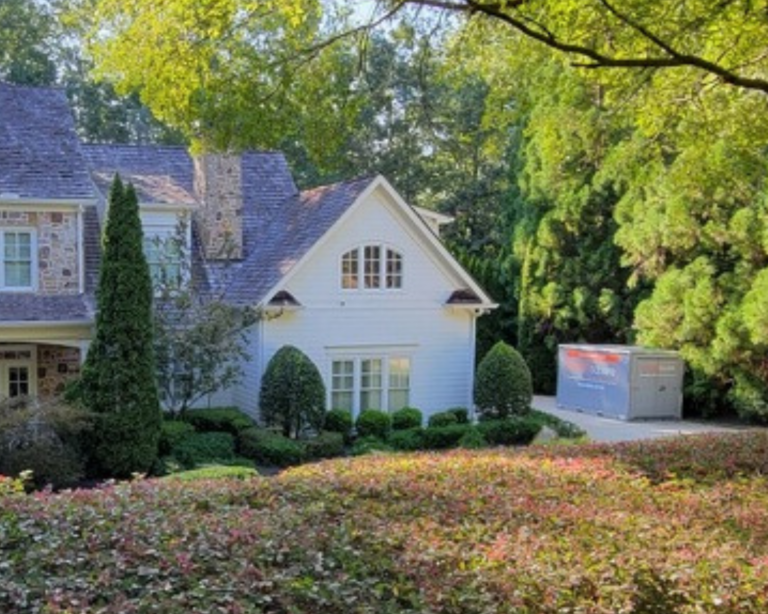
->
<box><xmin>219</xmin><ymin>176</ymin><xmax>374</xmax><ymax>305</ymax></box>
<box><xmin>0</xmin><ymin>82</ymin><xmax>94</xmax><ymax>201</ymax></box>
<box><xmin>0</xmin><ymin>294</ymin><xmax>91</xmax><ymax>323</ymax></box>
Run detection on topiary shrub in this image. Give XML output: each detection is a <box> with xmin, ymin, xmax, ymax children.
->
<box><xmin>302</xmin><ymin>431</ymin><xmax>345</xmax><ymax>460</ymax></box>
<box><xmin>238</xmin><ymin>428</ymin><xmax>306</xmax><ymax>467</ymax></box>
<box><xmin>474</xmin><ymin>341</ymin><xmax>533</xmax><ymax>419</ymax></box>
<box><xmin>389</xmin><ymin>427</ymin><xmax>425</xmax><ymax>451</ymax></box>
<box><xmin>422</xmin><ymin>424</ymin><xmax>472</xmax><ymax>450</ymax></box>
<box><xmin>445</xmin><ymin>407</ymin><xmax>469</xmax><ymax>424</ymax></box>
<box><xmin>428</xmin><ymin>411</ymin><xmax>458</xmax><ymax>428</ymax></box>
<box><xmin>391</xmin><ymin>407</ymin><xmax>423</xmax><ymax>430</ymax></box>
<box><xmin>477</xmin><ymin>417</ymin><xmax>540</xmax><ymax>446</ymax></box>
<box><xmin>182</xmin><ymin>407</ymin><xmax>254</xmax><ymax>435</ymax></box>
<box><xmin>356</xmin><ymin>409</ymin><xmax>392</xmax><ymax>440</ymax></box>
<box><xmin>259</xmin><ymin>346</ymin><xmax>326</xmax><ymax>438</ymax></box>
<box><xmin>172</xmin><ymin>432</ymin><xmax>236</xmax><ymax>469</ymax></box>
<box><xmin>324</xmin><ymin>409</ymin><xmax>353</xmax><ymax>440</ymax></box>
<box><xmin>159</xmin><ymin>420</ymin><xmax>196</xmax><ymax>456</ymax></box>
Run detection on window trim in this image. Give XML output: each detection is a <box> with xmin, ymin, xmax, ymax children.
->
<box><xmin>0</xmin><ymin>228</ymin><xmax>37</xmax><ymax>292</ymax></box>
<box><xmin>339</xmin><ymin>244</ymin><xmax>404</xmax><ymax>292</ymax></box>
<box><xmin>328</xmin><ymin>353</ymin><xmax>412</xmax><ymax>416</ymax></box>
<box><xmin>0</xmin><ymin>344</ymin><xmax>37</xmax><ymax>400</ymax></box>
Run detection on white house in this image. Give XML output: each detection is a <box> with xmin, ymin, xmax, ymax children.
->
<box><xmin>0</xmin><ymin>82</ymin><xmax>495</xmax><ymax>419</ymax></box>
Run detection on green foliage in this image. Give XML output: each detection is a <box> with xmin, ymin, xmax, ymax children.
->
<box><xmin>162</xmin><ymin>465</ymin><xmax>259</xmax><ymax>482</ymax></box>
<box><xmin>6</xmin><ymin>437</ymin><xmax>768</xmax><ymax>611</ymax></box>
<box><xmin>388</xmin><ymin>428</ymin><xmax>425</xmax><ymax>452</ymax></box>
<box><xmin>355</xmin><ymin>409</ymin><xmax>392</xmax><ymax>440</ymax></box>
<box><xmin>172</xmin><ymin>432</ymin><xmax>236</xmax><ymax>469</ymax></box>
<box><xmin>259</xmin><ymin>345</ymin><xmax>326</xmax><ymax>438</ymax></box>
<box><xmin>302</xmin><ymin>431</ymin><xmax>345</xmax><ymax>461</ymax></box>
<box><xmin>350</xmin><ymin>436</ymin><xmax>394</xmax><ymax>456</ymax></box>
<box><xmin>445</xmin><ymin>407</ymin><xmax>469</xmax><ymax>424</ymax></box>
<box><xmin>391</xmin><ymin>407</ymin><xmax>423</xmax><ymax>430</ymax></box>
<box><xmin>477</xmin><ymin>418</ymin><xmax>541</xmax><ymax>447</ymax></box>
<box><xmin>158</xmin><ymin>420</ymin><xmax>196</xmax><ymax>456</ymax></box>
<box><xmin>323</xmin><ymin>409</ymin><xmax>353</xmax><ymax>439</ymax></box>
<box><xmin>182</xmin><ymin>407</ymin><xmax>254</xmax><ymax>435</ymax></box>
<box><xmin>458</xmin><ymin>427</ymin><xmax>487</xmax><ymax>449</ymax></box>
<box><xmin>427</xmin><ymin>410</ymin><xmax>458</xmax><ymax>428</ymax></box>
<box><xmin>238</xmin><ymin>428</ymin><xmax>306</xmax><ymax>467</ymax></box>
<box><xmin>528</xmin><ymin>409</ymin><xmax>587</xmax><ymax>440</ymax></box>
<box><xmin>76</xmin><ymin>176</ymin><xmax>162</xmax><ymax>478</ymax></box>
<box><xmin>474</xmin><ymin>341</ymin><xmax>533</xmax><ymax>419</ymax></box>
<box><xmin>422</xmin><ymin>424</ymin><xmax>472</xmax><ymax>450</ymax></box>
<box><xmin>0</xmin><ymin>0</ymin><xmax>56</xmax><ymax>85</ymax></box>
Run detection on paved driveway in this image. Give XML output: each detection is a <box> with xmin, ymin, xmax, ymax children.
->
<box><xmin>533</xmin><ymin>395</ymin><xmax>752</xmax><ymax>443</ymax></box>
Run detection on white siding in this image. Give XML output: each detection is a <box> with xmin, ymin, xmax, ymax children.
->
<box><xmin>240</xmin><ymin>187</ymin><xmax>480</xmax><ymax>419</ymax></box>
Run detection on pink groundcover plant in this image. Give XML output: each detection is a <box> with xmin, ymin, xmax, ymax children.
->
<box><xmin>2</xmin><ymin>432</ymin><xmax>768</xmax><ymax>613</ymax></box>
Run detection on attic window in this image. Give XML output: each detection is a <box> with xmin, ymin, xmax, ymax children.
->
<box><xmin>341</xmin><ymin>245</ymin><xmax>402</xmax><ymax>291</ymax></box>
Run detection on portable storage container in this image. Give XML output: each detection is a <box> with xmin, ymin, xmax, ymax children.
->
<box><xmin>556</xmin><ymin>344</ymin><xmax>683</xmax><ymax>420</ymax></box>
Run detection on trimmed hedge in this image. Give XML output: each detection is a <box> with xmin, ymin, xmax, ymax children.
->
<box><xmin>182</xmin><ymin>407</ymin><xmax>254</xmax><ymax>435</ymax></box>
<box><xmin>391</xmin><ymin>407</ymin><xmax>423</xmax><ymax>430</ymax></box>
<box><xmin>351</xmin><ymin>436</ymin><xmax>394</xmax><ymax>456</ymax></box>
<box><xmin>159</xmin><ymin>420</ymin><xmax>196</xmax><ymax>456</ymax></box>
<box><xmin>427</xmin><ymin>411</ymin><xmax>458</xmax><ymax>428</ymax></box>
<box><xmin>422</xmin><ymin>424</ymin><xmax>472</xmax><ymax>450</ymax></box>
<box><xmin>356</xmin><ymin>409</ymin><xmax>392</xmax><ymax>440</ymax></box>
<box><xmin>238</xmin><ymin>428</ymin><xmax>306</xmax><ymax>467</ymax></box>
<box><xmin>477</xmin><ymin>418</ymin><xmax>541</xmax><ymax>446</ymax></box>
<box><xmin>303</xmin><ymin>431</ymin><xmax>345</xmax><ymax>460</ymax></box>
<box><xmin>163</xmin><ymin>465</ymin><xmax>259</xmax><ymax>482</ymax></box>
<box><xmin>389</xmin><ymin>428</ymin><xmax>425</xmax><ymax>451</ymax></box>
<box><xmin>172</xmin><ymin>432</ymin><xmax>236</xmax><ymax>469</ymax></box>
<box><xmin>324</xmin><ymin>409</ymin><xmax>353</xmax><ymax>439</ymax></box>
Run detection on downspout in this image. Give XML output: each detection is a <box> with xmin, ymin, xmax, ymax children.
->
<box><xmin>76</xmin><ymin>205</ymin><xmax>85</xmax><ymax>294</ymax></box>
<box><xmin>468</xmin><ymin>310</ymin><xmax>478</xmax><ymax>420</ymax></box>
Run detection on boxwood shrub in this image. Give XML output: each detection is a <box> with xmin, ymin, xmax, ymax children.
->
<box><xmin>356</xmin><ymin>409</ymin><xmax>392</xmax><ymax>440</ymax></box>
<box><xmin>159</xmin><ymin>420</ymin><xmax>196</xmax><ymax>456</ymax></box>
<box><xmin>389</xmin><ymin>427</ymin><xmax>425</xmax><ymax>451</ymax></box>
<box><xmin>477</xmin><ymin>417</ymin><xmax>541</xmax><ymax>446</ymax></box>
<box><xmin>422</xmin><ymin>424</ymin><xmax>472</xmax><ymax>450</ymax></box>
<box><xmin>427</xmin><ymin>411</ymin><xmax>458</xmax><ymax>428</ymax></box>
<box><xmin>303</xmin><ymin>431</ymin><xmax>345</xmax><ymax>460</ymax></box>
<box><xmin>474</xmin><ymin>341</ymin><xmax>533</xmax><ymax>419</ymax></box>
<box><xmin>351</xmin><ymin>436</ymin><xmax>394</xmax><ymax>456</ymax></box>
<box><xmin>391</xmin><ymin>407</ymin><xmax>423</xmax><ymax>430</ymax></box>
<box><xmin>445</xmin><ymin>407</ymin><xmax>469</xmax><ymax>424</ymax></box>
<box><xmin>238</xmin><ymin>428</ymin><xmax>306</xmax><ymax>467</ymax></box>
<box><xmin>182</xmin><ymin>407</ymin><xmax>255</xmax><ymax>435</ymax></box>
<box><xmin>172</xmin><ymin>432</ymin><xmax>236</xmax><ymax>469</ymax></box>
<box><xmin>324</xmin><ymin>409</ymin><xmax>353</xmax><ymax>439</ymax></box>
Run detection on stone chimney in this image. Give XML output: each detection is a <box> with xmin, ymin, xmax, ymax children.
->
<box><xmin>193</xmin><ymin>153</ymin><xmax>243</xmax><ymax>260</ymax></box>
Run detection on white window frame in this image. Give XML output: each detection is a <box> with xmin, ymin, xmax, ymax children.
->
<box><xmin>328</xmin><ymin>354</ymin><xmax>412</xmax><ymax>416</ymax></box>
<box><xmin>142</xmin><ymin>226</ymin><xmax>190</xmax><ymax>291</ymax></box>
<box><xmin>340</xmin><ymin>244</ymin><xmax>404</xmax><ymax>292</ymax></box>
<box><xmin>0</xmin><ymin>344</ymin><xmax>37</xmax><ymax>400</ymax></box>
<box><xmin>0</xmin><ymin>228</ymin><xmax>37</xmax><ymax>291</ymax></box>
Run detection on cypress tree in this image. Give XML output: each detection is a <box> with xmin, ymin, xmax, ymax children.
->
<box><xmin>79</xmin><ymin>175</ymin><xmax>161</xmax><ymax>477</ymax></box>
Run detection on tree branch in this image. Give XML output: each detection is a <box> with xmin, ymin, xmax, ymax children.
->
<box><xmin>400</xmin><ymin>0</ymin><xmax>768</xmax><ymax>95</ymax></box>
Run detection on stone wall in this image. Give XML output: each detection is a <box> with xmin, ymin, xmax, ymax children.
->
<box><xmin>37</xmin><ymin>344</ymin><xmax>81</xmax><ymax>397</ymax></box>
<box><xmin>193</xmin><ymin>154</ymin><xmax>243</xmax><ymax>260</ymax></box>
<box><xmin>0</xmin><ymin>210</ymin><xmax>79</xmax><ymax>294</ymax></box>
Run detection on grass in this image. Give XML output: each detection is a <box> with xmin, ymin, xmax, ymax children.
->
<box><xmin>2</xmin><ymin>432</ymin><xmax>768</xmax><ymax>612</ymax></box>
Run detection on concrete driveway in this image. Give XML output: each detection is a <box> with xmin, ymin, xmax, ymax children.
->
<box><xmin>533</xmin><ymin>395</ymin><xmax>752</xmax><ymax>443</ymax></box>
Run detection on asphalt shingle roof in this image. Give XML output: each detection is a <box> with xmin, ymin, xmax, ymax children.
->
<box><xmin>0</xmin><ymin>294</ymin><xmax>91</xmax><ymax>323</ymax></box>
<box><xmin>0</xmin><ymin>82</ymin><xmax>95</xmax><ymax>200</ymax></box>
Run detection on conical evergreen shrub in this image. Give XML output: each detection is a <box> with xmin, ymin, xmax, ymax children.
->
<box><xmin>78</xmin><ymin>176</ymin><xmax>162</xmax><ymax>477</ymax></box>
<box><xmin>474</xmin><ymin>341</ymin><xmax>533</xmax><ymax>419</ymax></box>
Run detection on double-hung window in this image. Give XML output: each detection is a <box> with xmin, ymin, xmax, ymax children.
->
<box><xmin>341</xmin><ymin>245</ymin><xmax>403</xmax><ymax>291</ymax></box>
<box><xmin>330</xmin><ymin>356</ymin><xmax>411</xmax><ymax>414</ymax></box>
<box><xmin>143</xmin><ymin>233</ymin><xmax>183</xmax><ymax>289</ymax></box>
<box><xmin>1</xmin><ymin>230</ymin><xmax>35</xmax><ymax>290</ymax></box>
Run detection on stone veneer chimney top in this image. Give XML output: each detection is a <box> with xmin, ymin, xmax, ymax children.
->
<box><xmin>193</xmin><ymin>153</ymin><xmax>243</xmax><ymax>260</ymax></box>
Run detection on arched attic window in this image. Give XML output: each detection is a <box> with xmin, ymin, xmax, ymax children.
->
<box><xmin>341</xmin><ymin>245</ymin><xmax>403</xmax><ymax>290</ymax></box>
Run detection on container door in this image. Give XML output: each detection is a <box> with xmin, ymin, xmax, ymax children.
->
<box><xmin>632</xmin><ymin>358</ymin><xmax>682</xmax><ymax>419</ymax></box>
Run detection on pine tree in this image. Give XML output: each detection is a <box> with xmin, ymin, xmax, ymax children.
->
<box><xmin>79</xmin><ymin>175</ymin><xmax>161</xmax><ymax>477</ymax></box>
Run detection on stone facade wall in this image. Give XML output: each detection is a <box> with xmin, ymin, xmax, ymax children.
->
<box><xmin>0</xmin><ymin>210</ymin><xmax>79</xmax><ymax>294</ymax></box>
<box><xmin>37</xmin><ymin>344</ymin><xmax>81</xmax><ymax>397</ymax></box>
<box><xmin>193</xmin><ymin>154</ymin><xmax>243</xmax><ymax>260</ymax></box>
